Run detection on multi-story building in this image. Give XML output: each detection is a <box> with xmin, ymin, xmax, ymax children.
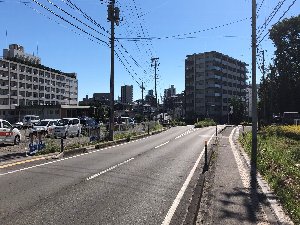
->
<box><xmin>80</xmin><ymin>93</ymin><xmax>110</xmax><ymax>106</ymax></box>
<box><xmin>185</xmin><ymin>51</ymin><xmax>247</xmax><ymax>123</ymax></box>
<box><xmin>121</xmin><ymin>85</ymin><xmax>133</xmax><ymax>104</ymax></box>
<box><xmin>164</xmin><ymin>85</ymin><xmax>176</xmax><ymax>99</ymax></box>
<box><xmin>0</xmin><ymin>44</ymin><xmax>78</xmax><ymax>120</ymax></box>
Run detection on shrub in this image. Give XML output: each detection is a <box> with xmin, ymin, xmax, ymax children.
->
<box><xmin>194</xmin><ymin>118</ymin><xmax>216</xmax><ymax>128</ymax></box>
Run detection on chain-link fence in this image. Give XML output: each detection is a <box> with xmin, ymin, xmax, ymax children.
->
<box><xmin>0</xmin><ymin>121</ymin><xmax>163</xmax><ymax>158</ymax></box>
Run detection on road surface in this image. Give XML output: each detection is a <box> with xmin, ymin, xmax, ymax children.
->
<box><xmin>0</xmin><ymin>125</ymin><xmax>218</xmax><ymax>225</ymax></box>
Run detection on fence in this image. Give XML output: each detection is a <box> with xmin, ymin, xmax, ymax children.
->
<box><xmin>3</xmin><ymin>121</ymin><xmax>163</xmax><ymax>156</ymax></box>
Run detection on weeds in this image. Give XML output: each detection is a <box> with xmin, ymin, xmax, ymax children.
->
<box><xmin>239</xmin><ymin>126</ymin><xmax>300</xmax><ymax>224</ymax></box>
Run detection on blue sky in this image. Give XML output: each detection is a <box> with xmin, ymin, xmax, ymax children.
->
<box><xmin>1</xmin><ymin>0</ymin><xmax>299</xmax><ymax>101</ymax></box>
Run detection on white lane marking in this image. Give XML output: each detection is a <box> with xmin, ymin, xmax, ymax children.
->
<box><xmin>86</xmin><ymin>158</ymin><xmax>134</xmax><ymax>181</ymax></box>
<box><xmin>161</xmin><ymin>132</ymin><xmax>215</xmax><ymax>225</ymax></box>
<box><xmin>154</xmin><ymin>141</ymin><xmax>170</xmax><ymax>149</ymax></box>
<box><xmin>0</xmin><ymin>131</ymin><xmax>156</xmax><ymax>177</ymax></box>
<box><xmin>175</xmin><ymin>128</ymin><xmax>195</xmax><ymax>139</ymax></box>
<box><xmin>229</xmin><ymin>128</ymin><xmax>269</xmax><ymax>225</ymax></box>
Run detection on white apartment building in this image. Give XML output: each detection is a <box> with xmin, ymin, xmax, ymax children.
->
<box><xmin>0</xmin><ymin>44</ymin><xmax>78</xmax><ymax>120</ymax></box>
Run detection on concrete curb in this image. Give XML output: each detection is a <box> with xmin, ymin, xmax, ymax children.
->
<box><xmin>183</xmin><ymin>126</ymin><xmax>226</xmax><ymax>225</ymax></box>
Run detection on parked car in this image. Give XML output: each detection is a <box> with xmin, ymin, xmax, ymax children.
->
<box><xmin>12</xmin><ymin>121</ymin><xmax>24</xmax><ymax>129</ymax></box>
<box><xmin>80</xmin><ymin>117</ymin><xmax>99</xmax><ymax>129</ymax></box>
<box><xmin>282</xmin><ymin>112</ymin><xmax>300</xmax><ymax>125</ymax></box>
<box><xmin>22</xmin><ymin>115</ymin><xmax>40</xmax><ymax>128</ymax></box>
<box><xmin>30</xmin><ymin>119</ymin><xmax>59</xmax><ymax>137</ymax></box>
<box><xmin>0</xmin><ymin>119</ymin><xmax>22</xmax><ymax>145</ymax></box>
<box><xmin>54</xmin><ymin>118</ymin><xmax>81</xmax><ymax>138</ymax></box>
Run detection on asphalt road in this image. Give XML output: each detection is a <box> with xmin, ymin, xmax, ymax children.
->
<box><xmin>0</xmin><ymin>125</ymin><xmax>219</xmax><ymax>225</ymax></box>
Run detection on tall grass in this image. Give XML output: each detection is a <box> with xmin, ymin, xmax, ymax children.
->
<box><xmin>239</xmin><ymin>125</ymin><xmax>300</xmax><ymax>224</ymax></box>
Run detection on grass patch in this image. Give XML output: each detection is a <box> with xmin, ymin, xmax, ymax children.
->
<box><xmin>194</xmin><ymin>118</ymin><xmax>216</xmax><ymax>128</ymax></box>
<box><xmin>239</xmin><ymin>125</ymin><xmax>300</xmax><ymax>224</ymax></box>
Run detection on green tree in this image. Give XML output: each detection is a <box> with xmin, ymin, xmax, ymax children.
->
<box><xmin>260</xmin><ymin>15</ymin><xmax>300</xmax><ymax>120</ymax></box>
<box><xmin>229</xmin><ymin>97</ymin><xmax>245</xmax><ymax>125</ymax></box>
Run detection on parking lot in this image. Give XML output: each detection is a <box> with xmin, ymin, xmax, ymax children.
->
<box><xmin>0</xmin><ymin>121</ymin><xmax>160</xmax><ymax>160</ymax></box>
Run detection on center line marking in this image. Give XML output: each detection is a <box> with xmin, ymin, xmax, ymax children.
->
<box><xmin>154</xmin><ymin>141</ymin><xmax>170</xmax><ymax>149</ymax></box>
<box><xmin>86</xmin><ymin>157</ymin><xmax>134</xmax><ymax>181</ymax></box>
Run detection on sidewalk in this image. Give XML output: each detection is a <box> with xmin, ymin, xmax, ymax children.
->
<box><xmin>196</xmin><ymin>126</ymin><xmax>292</xmax><ymax>225</ymax></box>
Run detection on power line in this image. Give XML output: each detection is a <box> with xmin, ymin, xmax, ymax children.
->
<box><xmin>60</xmin><ymin>0</ymin><xmax>151</xmax><ymax>84</ymax></box>
<box><xmin>45</xmin><ymin>0</ymin><xmax>109</xmax><ymax>39</ymax></box>
<box><xmin>257</xmin><ymin>0</ymin><xmax>297</xmax><ymax>45</ymax></box>
<box><xmin>257</xmin><ymin>0</ymin><xmax>265</xmax><ymax>16</ymax></box>
<box><xmin>115</xmin><ymin>17</ymin><xmax>250</xmax><ymax>41</ymax></box>
<box><xmin>23</xmin><ymin>1</ymin><xmax>105</xmax><ymax>46</ymax></box>
<box><xmin>29</xmin><ymin>0</ymin><xmax>109</xmax><ymax>45</ymax></box>
<box><xmin>257</xmin><ymin>0</ymin><xmax>287</xmax><ymax>38</ymax></box>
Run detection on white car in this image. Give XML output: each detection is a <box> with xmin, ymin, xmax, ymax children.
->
<box><xmin>0</xmin><ymin>119</ymin><xmax>22</xmax><ymax>145</ymax></box>
<box><xmin>23</xmin><ymin>115</ymin><xmax>40</xmax><ymax>128</ymax></box>
<box><xmin>54</xmin><ymin>118</ymin><xmax>81</xmax><ymax>138</ymax></box>
<box><xmin>30</xmin><ymin>119</ymin><xmax>58</xmax><ymax>137</ymax></box>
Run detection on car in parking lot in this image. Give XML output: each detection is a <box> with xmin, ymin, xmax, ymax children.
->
<box><xmin>54</xmin><ymin>118</ymin><xmax>81</xmax><ymax>138</ymax></box>
<box><xmin>30</xmin><ymin>119</ymin><xmax>59</xmax><ymax>137</ymax></box>
<box><xmin>0</xmin><ymin>119</ymin><xmax>22</xmax><ymax>145</ymax></box>
<box><xmin>80</xmin><ymin>117</ymin><xmax>99</xmax><ymax>129</ymax></box>
<box><xmin>22</xmin><ymin>115</ymin><xmax>40</xmax><ymax>128</ymax></box>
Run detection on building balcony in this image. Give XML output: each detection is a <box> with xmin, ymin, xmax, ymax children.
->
<box><xmin>0</xmin><ymin>94</ymin><xmax>9</xmax><ymax>98</ymax></box>
<box><xmin>0</xmin><ymin>75</ymin><xmax>9</xmax><ymax>80</ymax></box>
<box><xmin>206</xmin><ymin>84</ymin><xmax>221</xmax><ymax>89</ymax></box>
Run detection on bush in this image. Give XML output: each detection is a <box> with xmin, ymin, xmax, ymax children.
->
<box><xmin>194</xmin><ymin>118</ymin><xmax>216</xmax><ymax>128</ymax></box>
<box><xmin>170</xmin><ymin>120</ymin><xmax>187</xmax><ymax>127</ymax></box>
<box><xmin>36</xmin><ymin>140</ymin><xmax>60</xmax><ymax>155</ymax></box>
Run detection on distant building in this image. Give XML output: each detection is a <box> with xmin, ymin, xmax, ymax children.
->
<box><xmin>121</xmin><ymin>85</ymin><xmax>133</xmax><ymax>104</ymax></box>
<box><xmin>164</xmin><ymin>85</ymin><xmax>176</xmax><ymax>99</ymax></box>
<box><xmin>145</xmin><ymin>89</ymin><xmax>156</xmax><ymax>107</ymax></box>
<box><xmin>0</xmin><ymin>44</ymin><xmax>78</xmax><ymax>121</ymax></box>
<box><xmin>80</xmin><ymin>93</ymin><xmax>110</xmax><ymax>106</ymax></box>
<box><xmin>185</xmin><ymin>51</ymin><xmax>247</xmax><ymax>123</ymax></box>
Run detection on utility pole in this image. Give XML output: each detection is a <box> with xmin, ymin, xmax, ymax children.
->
<box><xmin>261</xmin><ymin>50</ymin><xmax>266</xmax><ymax>121</ymax></box>
<box><xmin>108</xmin><ymin>0</ymin><xmax>120</xmax><ymax>141</ymax></box>
<box><xmin>151</xmin><ymin>57</ymin><xmax>159</xmax><ymax>109</ymax></box>
<box><xmin>141</xmin><ymin>82</ymin><xmax>145</xmax><ymax>106</ymax></box>
<box><xmin>251</xmin><ymin>0</ymin><xmax>258</xmax><ymax>183</ymax></box>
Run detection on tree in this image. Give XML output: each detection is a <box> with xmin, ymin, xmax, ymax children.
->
<box><xmin>229</xmin><ymin>97</ymin><xmax>246</xmax><ymax>125</ymax></box>
<box><xmin>260</xmin><ymin>15</ymin><xmax>300</xmax><ymax>120</ymax></box>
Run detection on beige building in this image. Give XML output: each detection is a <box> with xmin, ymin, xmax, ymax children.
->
<box><xmin>185</xmin><ymin>51</ymin><xmax>247</xmax><ymax>123</ymax></box>
<box><xmin>0</xmin><ymin>44</ymin><xmax>78</xmax><ymax>121</ymax></box>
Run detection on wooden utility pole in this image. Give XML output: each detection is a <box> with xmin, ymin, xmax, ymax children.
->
<box><xmin>108</xmin><ymin>0</ymin><xmax>120</xmax><ymax>141</ymax></box>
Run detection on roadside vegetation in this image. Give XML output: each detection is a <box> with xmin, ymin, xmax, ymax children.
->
<box><xmin>170</xmin><ymin>120</ymin><xmax>186</xmax><ymax>127</ymax></box>
<box><xmin>35</xmin><ymin>122</ymin><xmax>165</xmax><ymax>155</ymax></box>
<box><xmin>194</xmin><ymin>118</ymin><xmax>216</xmax><ymax>128</ymax></box>
<box><xmin>239</xmin><ymin>125</ymin><xmax>300</xmax><ymax>224</ymax></box>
